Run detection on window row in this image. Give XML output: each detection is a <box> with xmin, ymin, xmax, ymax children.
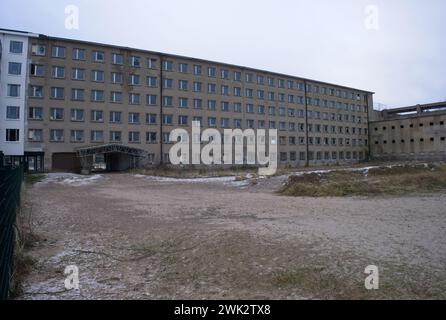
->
<box><xmin>373</xmin><ymin>121</ymin><xmax>445</xmax><ymax>131</ymax></box>
<box><xmin>279</xmin><ymin>150</ymin><xmax>366</xmax><ymax>162</ymax></box>
<box><xmin>30</xmin><ymin>44</ymin><xmax>367</xmax><ymax>99</ymax></box>
<box><xmin>374</xmin><ymin>137</ymin><xmax>446</xmax><ymax>144</ymax></box>
<box><xmin>27</xmin><ymin>85</ymin><xmax>367</xmax><ymax>114</ymax></box>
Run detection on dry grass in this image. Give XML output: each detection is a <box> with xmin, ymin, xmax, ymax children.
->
<box><xmin>281</xmin><ymin>164</ymin><xmax>446</xmax><ymax>197</ymax></box>
<box><xmin>131</xmin><ymin>165</ymin><xmax>258</xmax><ymax>179</ymax></box>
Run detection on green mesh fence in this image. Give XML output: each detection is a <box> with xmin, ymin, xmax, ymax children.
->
<box><xmin>0</xmin><ymin>165</ymin><xmax>23</xmax><ymax>300</ymax></box>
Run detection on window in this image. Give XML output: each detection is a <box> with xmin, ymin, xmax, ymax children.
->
<box><xmin>208</xmin><ymin>67</ymin><xmax>216</xmax><ymax>77</ymax></box>
<box><xmin>29</xmin><ymin>86</ymin><xmax>43</xmax><ymax>98</ymax></box>
<box><xmin>50</xmin><ymin>129</ymin><xmax>64</xmax><ymax>142</ymax></box>
<box><xmin>179</xmin><ymin>80</ymin><xmax>188</xmax><ymax>91</ymax></box>
<box><xmin>31</xmin><ymin>44</ymin><xmax>46</xmax><ymax>56</ymax></box>
<box><xmin>91</xmin><ymin>130</ymin><xmax>104</xmax><ymax>142</ymax></box>
<box><xmin>179</xmin><ymin>97</ymin><xmax>188</xmax><ymax>108</ymax></box>
<box><xmin>193</xmin><ymin>99</ymin><xmax>202</xmax><ymax>109</ymax></box>
<box><xmin>129</xmin><ymin>93</ymin><xmax>140</xmax><ymax>105</ymax></box>
<box><xmin>50</xmin><ymin>108</ymin><xmax>64</xmax><ymax>120</ymax></box>
<box><xmin>10</xmin><ymin>41</ymin><xmax>23</xmax><ymax>54</ymax></box>
<box><xmin>234</xmin><ymin>103</ymin><xmax>242</xmax><ymax>113</ymax></box>
<box><xmin>92</xmin><ymin>51</ymin><xmax>105</xmax><ymax>62</ymax></box>
<box><xmin>129</xmin><ymin>132</ymin><xmax>140</xmax><ymax>143</ymax></box>
<box><xmin>208</xmin><ymin>83</ymin><xmax>216</xmax><ymax>94</ymax></box>
<box><xmin>129</xmin><ymin>56</ymin><xmax>141</xmax><ymax>67</ymax></box>
<box><xmin>221</xmin><ymin>69</ymin><xmax>229</xmax><ymax>79</ymax></box>
<box><xmin>146</xmin><ymin>113</ymin><xmax>157</xmax><ymax>125</ymax></box>
<box><xmin>221</xmin><ymin>101</ymin><xmax>230</xmax><ymax>112</ymax></box>
<box><xmin>8</xmin><ymin>62</ymin><xmax>22</xmax><ymax>75</ymax></box>
<box><xmin>28</xmin><ymin>129</ymin><xmax>42</xmax><ymax>142</ymax></box>
<box><xmin>193</xmin><ymin>116</ymin><xmax>203</xmax><ymax>126</ymax></box>
<box><xmin>208</xmin><ymin>100</ymin><xmax>216</xmax><ymax>110</ymax></box>
<box><xmin>52</xmin><ymin>46</ymin><xmax>66</xmax><ymax>58</ymax></box>
<box><xmin>5</xmin><ymin>129</ymin><xmax>19</xmax><ymax>142</ymax></box>
<box><xmin>111</xmin><ymin>72</ymin><xmax>123</xmax><ymax>84</ymax></box>
<box><xmin>257</xmin><ymin>75</ymin><xmax>265</xmax><ymax>85</ymax></box>
<box><xmin>234</xmin><ymin>119</ymin><xmax>242</xmax><ymax>128</ymax></box>
<box><xmin>163</xmin><ymin>96</ymin><xmax>173</xmax><ymax>107</ymax></box>
<box><xmin>147</xmin><ymin>76</ymin><xmax>157</xmax><ymax>87</ymax></box>
<box><xmin>91</xmin><ymin>110</ymin><xmax>103</xmax><ymax>122</ymax></box>
<box><xmin>163</xmin><ymin>78</ymin><xmax>173</xmax><ymax>89</ymax></box>
<box><xmin>71</xmin><ymin>88</ymin><xmax>85</xmax><ymax>101</ymax></box>
<box><xmin>52</xmin><ymin>66</ymin><xmax>65</xmax><ymax>78</ymax></box>
<box><xmin>221</xmin><ymin>118</ymin><xmax>230</xmax><ymax>128</ymax></box>
<box><xmin>71</xmin><ymin>130</ymin><xmax>84</xmax><ymax>142</ymax></box>
<box><xmin>73</xmin><ymin>48</ymin><xmax>86</xmax><ymax>60</ymax></box>
<box><xmin>71</xmin><ymin>109</ymin><xmax>84</xmax><ymax>121</ymax></box>
<box><xmin>146</xmin><ymin>94</ymin><xmax>157</xmax><ymax>105</ymax></box>
<box><xmin>110</xmin><ymin>131</ymin><xmax>122</xmax><ymax>142</ymax></box>
<box><xmin>110</xmin><ymin>91</ymin><xmax>122</xmax><ymax>103</ymax></box>
<box><xmin>178</xmin><ymin>115</ymin><xmax>188</xmax><ymax>126</ymax></box>
<box><xmin>91</xmin><ymin>70</ymin><xmax>104</xmax><ymax>82</ymax></box>
<box><xmin>110</xmin><ymin>111</ymin><xmax>122</xmax><ymax>123</ymax></box>
<box><xmin>112</xmin><ymin>53</ymin><xmax>124</xmax><ymax>65</ymax></box>
<box><xmin>269</xmin><ymin>106</ymin><xmax>276</xmax><ymax>116</ymax></box>
<box><xmin>179</xmin><ymin>63</ymin><xmax>188</xmax><ymax>73</ymax></box>
<box><xmin>146</xmin><ymin>132</ymin><xmax>157</xmax><ymax>143</ymax></box>
<box><xmin>163</xmin><ymin>114</ymin><xmax>173</xmax><ymax>125</ymax></box>
<box><xmin>7</xmin><ymin>84</ymin><xmax>20</xmax><ymax>97</ymax></box>
<box><xmin>6</xmin><ymin>106</ymin><xmax>20</xmax><ymax>120</ymax></box>
<box><xmin>128</xmin><ymin>112</ymin><xmax>140</xmax><ymax>124</ymax></box>
<box><xmin>147</xmin><ymin>58</ymin><xmax>157</xmax><ymax>69</ymax></box>
<box><xmin>245</xmin><ymin>73</ymin><xmax>253</xmax><ymax>82</ymax></box>
<box><xmin>246</xmin><ymin>104</ymin><xmax>254</xmax><ymax>113</ymax></box>
<box><xmin>71</xmin><ymin>68</ymin><xmax>85</xmax><ymax>80</ymax></box>
<box><xmin>129</xmin><ymin>74</ymin><xmax>140</xmax><ymax>85</ymax></box>
<box><xmin>234</xmin><ymin>71</ymin><xmax>242</xmax><ymax>81</ymax></box>
<box><xmin>221</xmin><ymin>85</ymin><xmax>229</xmax><ymax>95</ymax></box>
<box><xmin>29</xmin><ymin>107</ymin><xmax>43</xmax><ymax>120</ymax></box>
<box><xmin>163</xmin><ymin>60</ymin><xmax>173</xmax><ymax>71</ymax></box>
<box><xmin>193</xmin><ymin>81</ymin><xmax>202</xmax><ymax>92</ymax></box>
<box><xmin>91</xmin><ymin>90</ymin><xmax>104</xmax><ymax>102</ymax></box>
<box><xmin>193</xmin><ymin>64</ymin><xmax>202</xmax><ymax>75</ymax></box>
<box><xmin>30</xmin><ymin>64</ymin><xmax>44</xmax><ymax>76</ymax></box>
<box><xmin>208</xmin><ymin>117</ymin><xmax>217</xmax><ymax>127</ymax></box>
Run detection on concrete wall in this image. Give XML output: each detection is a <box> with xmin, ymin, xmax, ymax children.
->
<box><xmin>22</xmin><ymin>34</ymin><xmax>372</xmax><ymax>171</ymax></box>
<box><xmin>370</xmin><ymin>104</ymin><xmax>446</xmax><ymax>161</ymax></box>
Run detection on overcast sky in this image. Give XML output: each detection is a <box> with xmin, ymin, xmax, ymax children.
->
<box><xmin>1</xmin><ymin>0</ymin><xmax>445</xmax><ymax>108</ymax></box>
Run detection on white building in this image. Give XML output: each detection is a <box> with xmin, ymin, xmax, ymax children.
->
<box><xmin>0</xmin><ymin>29</ymin><xmax>37</xmax><ymax>165</ymax></box>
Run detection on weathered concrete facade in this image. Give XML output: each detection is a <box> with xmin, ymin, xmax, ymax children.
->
<box><xmin>370</xmin><ymin>102</ymin><xmax>446</xmax><ymax>161</ymax></box>
<box><xmin>2</xmin><ymin>29</ymin><xmax>374</xmax><ymax>172</ymax></box>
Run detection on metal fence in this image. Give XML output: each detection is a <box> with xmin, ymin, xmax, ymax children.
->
<box><xmin>0</xmin><ymin>165</ymin><xmax>23</xmax><ymax>300</ymax></box>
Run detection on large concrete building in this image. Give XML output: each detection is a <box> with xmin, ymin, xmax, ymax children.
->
<box><xmin>1</xmin><ymin>28</ymin><xmax>374</xmax><ymax>172</ymax></box>
<box><xmin>370</xmin><ymin>102</ymin><xmax>446</xmax><ymax>161</ymax></box>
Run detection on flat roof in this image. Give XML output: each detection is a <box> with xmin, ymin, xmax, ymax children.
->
<box><xmin>0</xmin><ymin>27</ymin><xmax>374</xmax><ymax>94</ymax></box>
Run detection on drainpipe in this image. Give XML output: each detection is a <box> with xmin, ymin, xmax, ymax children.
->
<box><xmin>159</xmin><ymin>55</ymin><xmax>164</xmax><ymax>165</ymax></box>
<box><xmin>303</xmin><ymin>80</ymin><xmax>309</xmax><ymax>167</ymax></box>
<box><xmin>365</xmin><ymin>93</ymin><xmax>371</xmax><ymax>161</ymax></box>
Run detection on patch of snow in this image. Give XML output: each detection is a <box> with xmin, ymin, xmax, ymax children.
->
<box><xmin>134</xmin><ymin>174</ymin><xmax>253</xmax><ymax>188</ymax></box>
<box><xmin>37</xmin><ymin>173</ymin><xmax>103</xmax><ymax>187</ymax></box>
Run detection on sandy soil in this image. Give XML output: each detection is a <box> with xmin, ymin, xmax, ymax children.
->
<box><xmin>18</xmin><ymin>172</ymin><xmax>446</xmax><ymax>299</ymax></box>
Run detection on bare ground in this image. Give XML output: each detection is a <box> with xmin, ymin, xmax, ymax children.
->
<box><xmin>17</xmin><ymin>171</ymin><xmax>446</xmax><ymax>299</ymax></box>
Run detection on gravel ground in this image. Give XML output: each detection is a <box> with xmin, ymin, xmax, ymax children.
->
<box><xmin>18</xmin><ymin>172</ymin><xmax>446</xmax><ymax>299</ymax></box>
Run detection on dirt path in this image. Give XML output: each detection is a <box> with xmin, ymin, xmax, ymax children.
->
<box><xmin>18</xmin><ymin>173</ymin><xmax>446</xmax><ymax>299</ymax></box>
